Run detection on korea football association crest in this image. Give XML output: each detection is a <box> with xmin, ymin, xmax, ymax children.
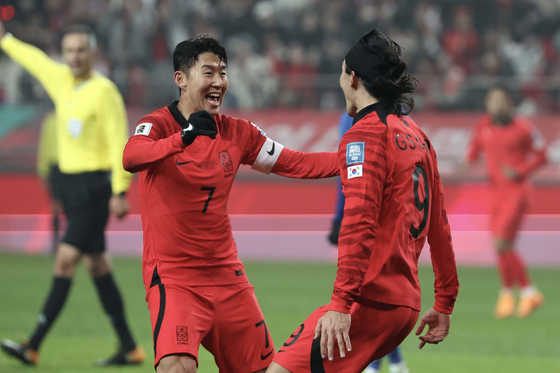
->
<box><xmin>346</xmin><ymin>142</ymin><xmax>365</xmax><ymax>165</ymax></box>
<box><xmin>176</xmin><ymin>326</ymin><xmax>188</xmax><ymax>345</ymax></box>
<box><xmin>219</xmin><ymin>150</ymin><xmax>234</xmax><ymax>174</ymax></box>
<box><xmin>347</xmin><ymin>164</ymin><xmax>363</xmax><ymax>179</ymax></box>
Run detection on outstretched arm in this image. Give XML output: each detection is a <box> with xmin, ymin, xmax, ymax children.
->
<box><xmin>249</xmin><ymin>137</ymin><xmax>339</xmax><ymax>179</ymax></box>
<box><xmin>0</xmin><ymin>23</ymin><xmax>69</xmax><ymax>100</ymax></box>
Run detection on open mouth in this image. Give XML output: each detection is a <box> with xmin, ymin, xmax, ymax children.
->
<box><xmin>205</xmin><ymin>93</ymin><xmax>221</xmax><ymax>105</ymax></box>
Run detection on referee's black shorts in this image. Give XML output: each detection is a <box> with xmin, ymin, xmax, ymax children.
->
<box><xmin>59</xmin><ymin>171</ymin><xmax>112</xmax><ymax>253</ymax></box>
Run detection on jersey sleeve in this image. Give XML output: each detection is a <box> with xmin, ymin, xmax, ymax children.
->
<box><xmin>0</xmin><ymin>34</ymin><xmax>69</xmax><ymax>101</ymax></box>
<box><xmin>328</xmin><ymin>128</ymin><xmax>389</xmax><ymax>313</ymax></box>
<box><xmin>123</xmin><ymin>115</ymin><xmax>186</xmax><ymax>173</ymax></box>
<box><xmin>36</xmin><ymin>111</ymin><xmax>58</xmax><ymax>181</ymax></box>
<box><xmin>100</xmin><ymin>84</ymin><xmax>132</xmax><ymax>194</ymax></box>
<box><xmin>238</xmin><ymin>119</ymin><xmax>339</xmax><ymax>178</ymax></box>
<box><xmin>466</xmin><ymin>119</ymin><xmax>484</xmax><ymax>164</ymax></box>
<box><xmin>427</xmin><ymin>151</ymin><xmax>459</xmax><ymax>314</ymax></box>
<box><xmin>515</xmin><ymin>122</ymin><xmax>547</xmax><ymax>178</ymax></box>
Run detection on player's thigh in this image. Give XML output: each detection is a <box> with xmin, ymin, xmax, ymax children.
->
<box><xmin>146</xmin><ymin>283</ymin><xmax>215</xmax><ymax>369</ymax></box>
<box><xmin>493</xmin><ymin>192</ymin><xmax>528</xmax><ymax>242</ymax></box>
<box><xmin>202</xmin><ymin>283</ymin><xmax>274</xmax><ymax>373</ymax></box>
<box><xmin>273</xmin><ymin>303</ymin><xmax>418</xmax><ymax>373</ymax></box>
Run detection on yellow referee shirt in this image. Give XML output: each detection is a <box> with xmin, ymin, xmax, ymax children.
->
<box><xmin>0</xmin><ymin>34</ymin><xmax>131</xmax><ymax>194</ymax></box>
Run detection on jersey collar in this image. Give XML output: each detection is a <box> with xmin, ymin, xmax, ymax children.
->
<box><xmin>167</xmin><ymin>101</ymin><xmax>190</xmax><ymax>129</ymax></box>
<box><xmin>352</xmin><ymin>101</ymin><xmax>390</xmax><ymax>126</ymax></box>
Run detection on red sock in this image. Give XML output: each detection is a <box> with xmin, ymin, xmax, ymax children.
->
<box><xmin>497</xmin><ymin>251</ymin><xmax>514</xmax><ymax>288</ymax></box>
<box><xmin>509</xmin><ymin>251</ymin><xmax>531</xmax><ymax>288</ymax></box>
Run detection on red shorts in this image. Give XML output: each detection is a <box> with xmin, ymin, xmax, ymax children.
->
<box><xmin>491</xmin><ymin>189</ymin><xmax>527</xmax><ymax>241</ymax></box>
<box><xmin>273</xmin><ymin>301</ymin><xmax>419</xmax><ymax>373</ymax></box>
<box><xmin>146</xmin><ymin>282</ymin><xmax>275</xmax><ymax>372</ymax></box>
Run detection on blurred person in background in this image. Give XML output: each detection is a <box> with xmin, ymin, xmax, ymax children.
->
<box><xmin>122</xmin><ymin>35</ymin><xmax>339</xmax><ymax>373</ymax></box>
<box><xmin>327</xmin><ymin>112</ymin><xmax>410</xmax><ymax>373</ymax></box>
<box><xmin>466</xmin><ymin>85</ymin><xmax>547</xmax><ymax>319</ymax></box>
<box><xmin>36</xmin><ymin>111</ymin><xmax>62</xmax><ymax>254</ymax></box>
<box><xmin>269</xmin><ymin>29</ymin><xmax>458</xmax><ymax>373</ymax></box>
<box><xmin>0</xmin><ymin>21</ymin><xmax>145</xmax><ymax>366</ymax></box>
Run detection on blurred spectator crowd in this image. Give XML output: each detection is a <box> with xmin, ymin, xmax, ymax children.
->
<box><xmin>1</xmin><ymin>0</ymin><xmax>560</xmax><ymax>112</ymax></box>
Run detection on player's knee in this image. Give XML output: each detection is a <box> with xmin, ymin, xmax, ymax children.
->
<box><xmin>53</xmin><ymin>244</ymin><xmax>81</xmax><ymax>277</ymax></box>
<box><xmin>84</xmin><ymin>253</ymin><xmax>112</xmax><ymax>278</ymax></box>
<box><xmin>157</xmin><ymin>354</ymin><xmax>197</xmax><ymax>373</ymax></box>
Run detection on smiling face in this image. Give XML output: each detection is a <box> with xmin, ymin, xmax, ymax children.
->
<box><xmin>176</xmin><ymin>52</ymin><xmax>228</xmax><ymax>115</ymax></box>
<box><xmin>62</xmin><ymin>33</ymin><xmax>94</xmax><ymax>78</ymax></box>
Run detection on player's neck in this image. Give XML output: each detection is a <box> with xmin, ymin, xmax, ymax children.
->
<box><xmin>354</xmin><ymin>95</ymin><xmax>379</xmax><ymax>114</ymax></box>
<box><xmin>176</xmin><ymin>97</ymin><xmax>195</xmax><ymax>120</ymax></box>
<box><xmin>492</xmin><ymin>114</ymin><xmax>513</xmax><ymax>126</ymax></box>
<box><xmin>73</xmin><ymin>70</ymin><xmax>93</xmax><ymax>83</ymax></box>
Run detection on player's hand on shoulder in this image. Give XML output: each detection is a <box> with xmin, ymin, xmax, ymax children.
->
<box><xmin>415</xmin><ymin>308</ymin><xmax>451</xmax><ymax>349</ymax></box>
<box><xmin>181</xmin><ymin>110</ymin><xmax>217</xmax><ymax>146</ymax></box>
<box><xmin>314</xmin><ymin>310</ymin><xmax>352</xmax><ymax>361</ymax></box>
<box><xmin>109</xmin><ymin>194</ymin><xmax>129</xmax><ymax>220</ymax></box>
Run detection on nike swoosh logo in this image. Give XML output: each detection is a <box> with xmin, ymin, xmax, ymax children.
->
<box><xmin>176</xmin><ymin>159</ymin><xmax>193</xmax><ymax>166</ymax></box>
<box><xmin>267</xmin><ymin>142</ymin><xmax>275</xmax><ymax>156</ymax></box>
<box><xmin>182</xmin><ymin>123</ymin><xmax>194</xmax><ymax>133</ymax></box>
<box><xmin>260</xmin><ymin>350</ymin><xmax>273</xmax><ymax>360</ymax></box>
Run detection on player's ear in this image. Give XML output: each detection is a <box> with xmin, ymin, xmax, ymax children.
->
<box><xmin>174</xmin><ymin>71</ymin><xmax>188</xmax><ymax>92</ymax></box>
<box><xmin>350</xmin><ymin>71</ymin><xmax>359</xmax><ymax>89</ymax></box>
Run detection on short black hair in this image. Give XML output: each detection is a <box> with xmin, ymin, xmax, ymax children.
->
<box><xmin>487</xmin><ymin>83</ymin><xmax>519</xmax><ymax>105</ymax></box>
<box><xmin>345</xmin><ymin>30</ymin><xmax>417</xmax><ymax>116</ymax></box>
<box><xmin>63</xmin><ymin>25</ymin><xmax>97</xmax><ymax>50</ymax></box>
<box><xmin>173</xmin><ymin>36</ymin><xmax>228</xmax><ymax>73</ymax></box>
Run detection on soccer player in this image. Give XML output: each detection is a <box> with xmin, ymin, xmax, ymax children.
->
<box><xmin>0</xmin><ymin>21</ymin><xmax>145</xmax><ymax>366</ymax></box>
<box><xmin>328</xmin><ymin>112</ymin><xmax>410</xmax><ymax>373</ymax></box>
<box><xmin>267</xmin><ymin>29</ymin><xmax>459</xmax><ymax>373</ymax></box>
<box><xmin>466</xmin><ymin>85</ymin><xmax>546</xmax><ymax>319</ymax></box>
<box><xmin>122</xmin><ymin>36</ymin><xmax>339</xmax><ymax>373</ymax></box>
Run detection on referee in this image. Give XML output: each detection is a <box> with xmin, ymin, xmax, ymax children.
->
<box><xmin>0</xmin><ymin>21</ymin><xmax>145</xmax><ymax>366</ymax></box>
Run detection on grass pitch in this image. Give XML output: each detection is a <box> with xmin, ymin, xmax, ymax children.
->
<box><xmin>0</xmin><ymin>252</ymin><xmax>558</xmax><ymax>373</ymax></box>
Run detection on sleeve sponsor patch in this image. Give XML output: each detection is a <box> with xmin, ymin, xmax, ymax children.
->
<box><xmin>347</xmin><ymin>164</ymin><xmax>363</xmax><ymax>179</ymax></box>
<box><xmin>135</xmin><ymin>122</ymin><xmax>153</xmax><ymax>136</ymax></box>
<box><xmin>250</xmin><ymin>121</ymin><xmax>267</xmax><ymax>137</ymax></box>
<box><xmin>346</xmin><ymin>142</ymin><xmax>365</xmax><ymax>165</ymax></box>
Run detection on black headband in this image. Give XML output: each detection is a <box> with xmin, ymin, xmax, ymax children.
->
<box><xmin>344</xmin><ymin>29</ymin><xmax>385</xmax><ymax>84</ymax></box>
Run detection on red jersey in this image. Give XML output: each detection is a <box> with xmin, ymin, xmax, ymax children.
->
<box><xmin>328</xmin><ymin>103</ymin><xmax>459</xmax><ymax>315</ymax></box>
<box><xmin>123</xmin><ymin>102</ymin><xmax>338</xmax><ymax>291</ymax></box>
<box><xmin>467</xmin><ymin>115</ymin><xmax>546</xmax><ymax>188</ymax></box>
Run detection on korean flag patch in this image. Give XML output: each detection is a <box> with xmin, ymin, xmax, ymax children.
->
<box><xmin>347</xmin><ymin>165</ymin><xmax>363</xmax><ymax>179</ymax></box>
<box><xmin>346</xmin><ymin>142</ymin><xmax>365</xmax><ymax>165</ymax></box>
<box><xmin>135</xmin><ymin>122</ymin><xmax>153</xmax><ymax>136</ymax></box>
